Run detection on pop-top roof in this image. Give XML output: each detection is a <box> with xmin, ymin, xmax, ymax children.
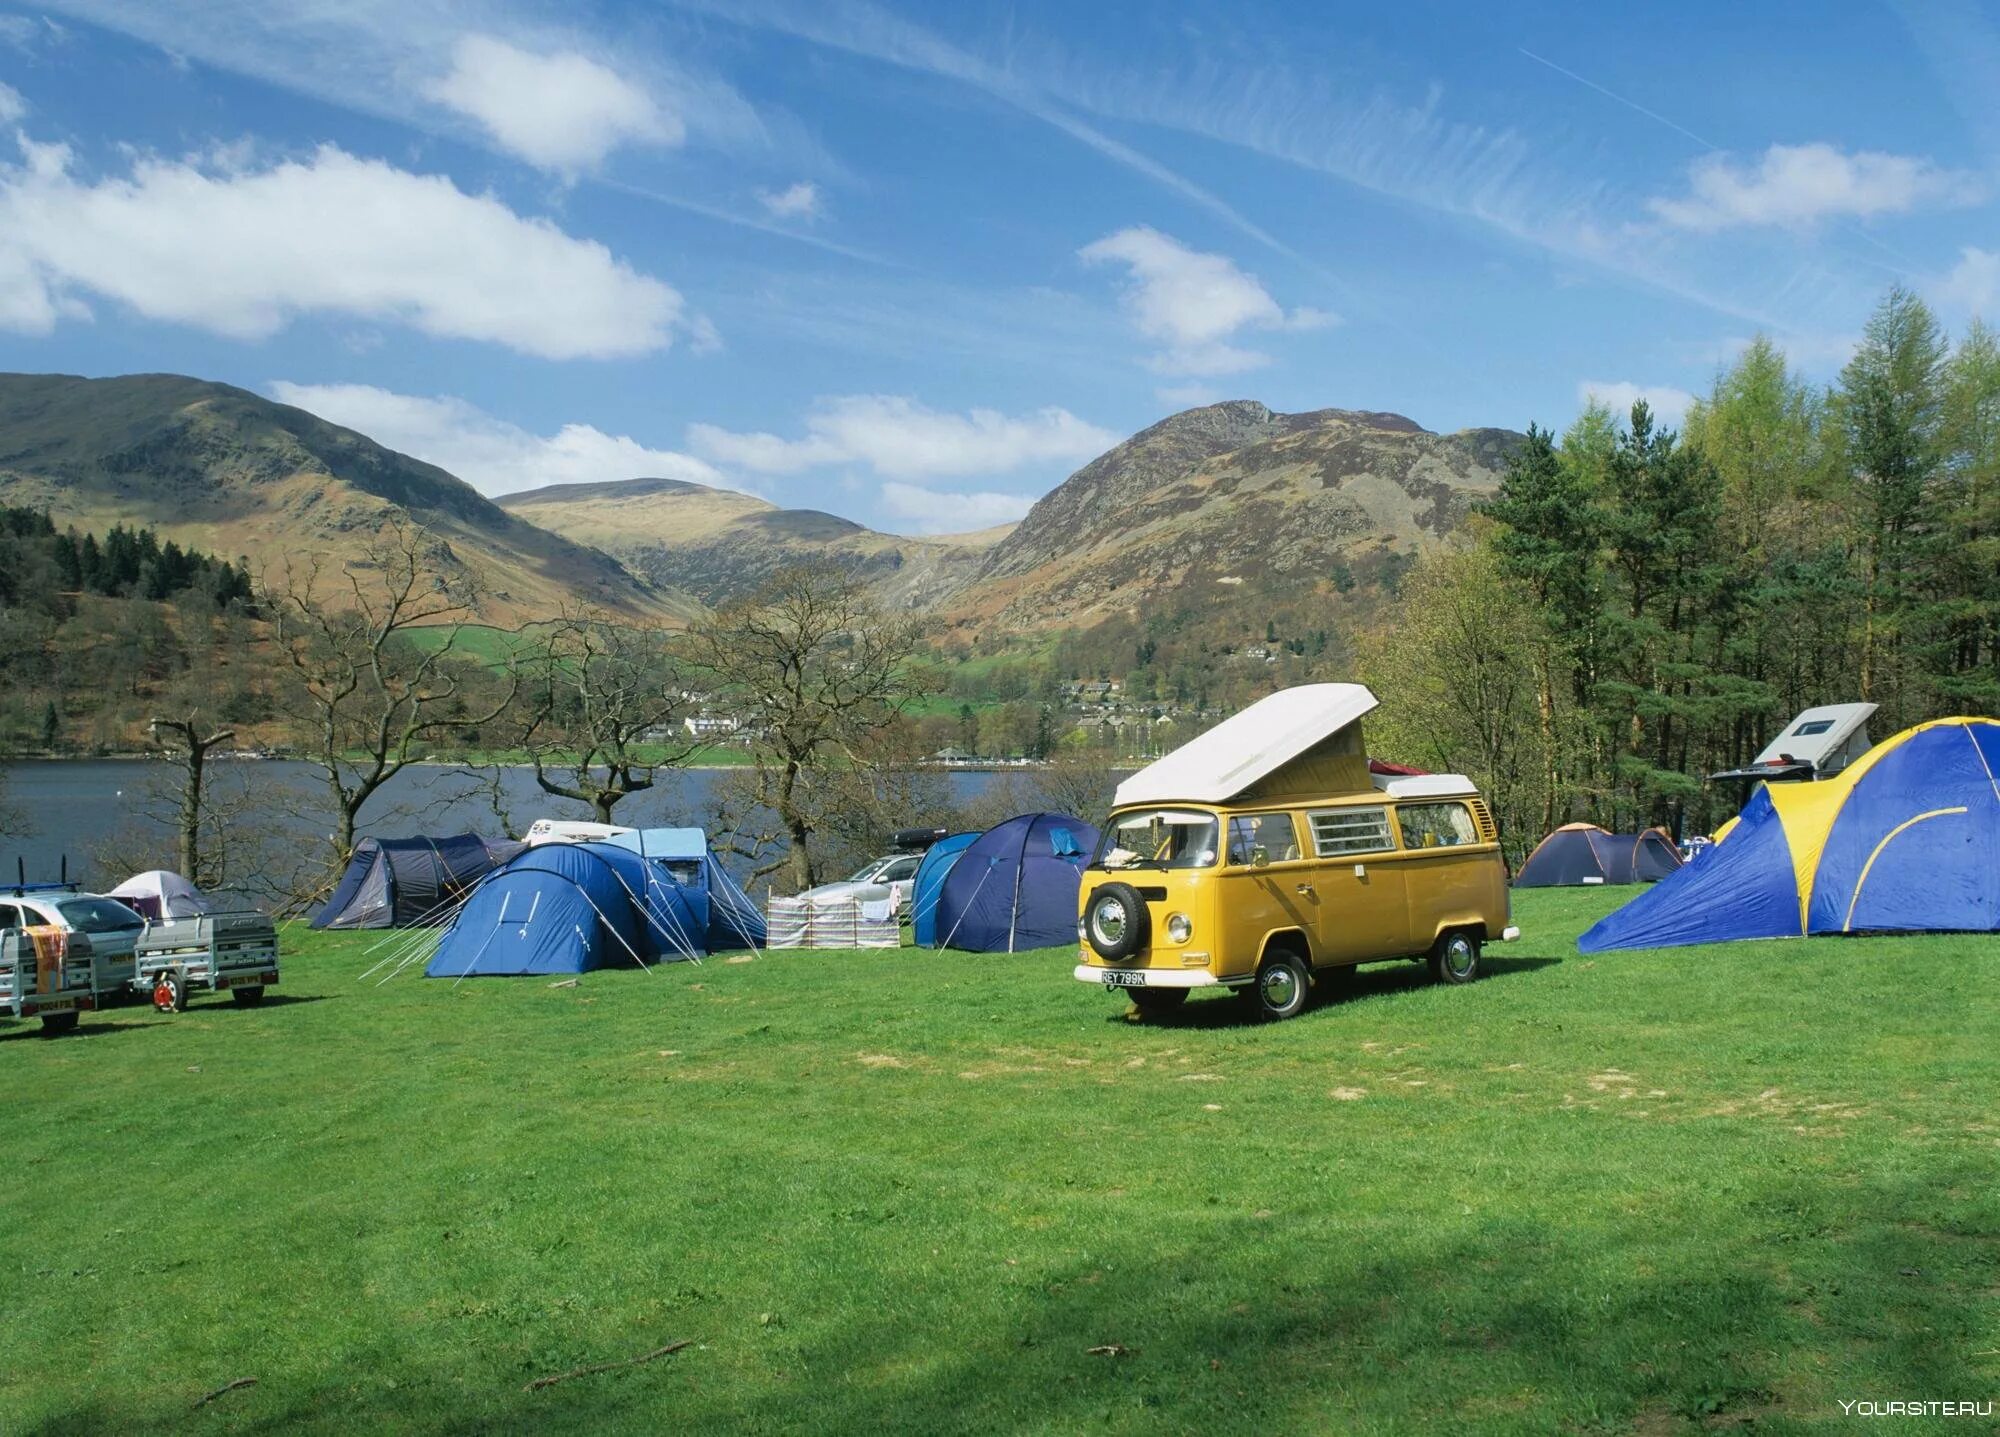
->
<box><xmin>606</xmin><ymin>827</ymin><xmax>707</xmax><ymax>861</ymax></box>
<box><xmin>1114</xmin><ymin>684</ymin><xmax>1379</xmax><ymax>807</ymax></box>
<box><xmin>1749</xmin><ymin>702</ymin><xmax>1877</xmax><ymax>770</ymax></box>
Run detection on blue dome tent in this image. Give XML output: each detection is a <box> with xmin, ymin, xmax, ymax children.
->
<box><xmin>606</xmin><ymin>827</ymin><xmax>766</xmax><ymax>950</ymax></box>
<box><xmin>929</xmin><ymin>813</ymin><xmax>1099</xmax><ymax>953</ymax></box>
<box><xmin>1515</xmin><ymin>824</ymin><xmax>1682</xmax><ymax>887</ymax></box>
<box><xmin>424</xmin><ymin>842</ymin><xmax>705</xmax><ymax>978</ymax></box>
<box><xmin>1580</xmin><ymin>717</ymin><xmax>2000</xmax><ymax>952</ymax></box>
<box><xmin>312</xmin><ymin>833</ymin><xmax>523</xmax><ymax>929</ymax></box>
<box><xmin>909</xmin><ymin>832</ymin><xmax>980</xmax><ymax>947</ymax></box>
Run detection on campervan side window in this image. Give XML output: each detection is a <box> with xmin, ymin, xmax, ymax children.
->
<box><xmin>1308</xmin><ymin>807</ymin><xmax>1394</xmax><ymax>858</ymax></box>
<box><xmin>1397</xmin><ymin>802</ymin><xmax>1477</xmax><ymax>849</ymax></box>
<box><xmin>1227</xmin><ymin>813</ymin><xmax>1300</xmax><ymax>865</ymax></box>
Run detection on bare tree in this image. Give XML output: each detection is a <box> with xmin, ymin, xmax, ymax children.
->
<box><xmin>519</xmin><ymin>609</ymin><xmax>695</xmax><ymax>823</ymax></box>
<box><xmin>265</xmin><ymin>520</ymin><xmax>517</xmax><ymax>865</ymax></box>
<box><xmin>686</xmin><ymin>562</ymin><xmax>935</xmax><ymax>891</ymax></box>
<box><xmin>146</xmin><ymin>712</ymin><xmax>234</xmax><ymax>884</ymax></box>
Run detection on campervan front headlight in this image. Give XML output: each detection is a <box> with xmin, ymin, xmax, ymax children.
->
<box><xmin>1166</xmin><ymin>913</ymin><xmax>1193</xmax><ymax>944</ymax></box>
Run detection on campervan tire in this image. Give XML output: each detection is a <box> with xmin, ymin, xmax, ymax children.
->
<box><xmin>1084</xmin><ymin>883</ymin><xmax>1149</xmax><ymax>961</ymax></box>
<box><xmin>38</xmin><ymin>1011</ymin><xmax>78</xmax><ymax>1035</ymax></box>
<box><xmin>232</xmin><ymin>986</ymin><xmax>265</xmax><ymax>1007</ymax></box>
<box><xmin>1248</xmin><ymin>951</ymin><xmax>1311</xmax><ymax>1022</ymax></box>
<box><xmin>1128</xmin><ymin>987</ymin><xmax>1187</xmax><ymax>1018</ymax></box>
<box><xmin>1429</xmin><ymin>930</ymin><xmax>1481</xmax><ymax>986</ymax></box>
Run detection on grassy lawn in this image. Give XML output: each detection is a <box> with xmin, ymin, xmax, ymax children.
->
<box><xmin>3</xmin><ymin>889</ymin><xmax>1994</xmax><ymax>1434</ymax></box>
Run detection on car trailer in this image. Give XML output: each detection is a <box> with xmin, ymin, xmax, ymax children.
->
<box><xmin>135</xmin><ymin>911</ymin><xmax>281</xmax><ymax>1012</ymax></box>
<box><xmin>1</xmin><ymin>924</ymin><xmax>96</xmax><ymax>1034</ymax></box>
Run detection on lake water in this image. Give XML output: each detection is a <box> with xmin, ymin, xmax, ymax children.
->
<box><xmin>0</xmin><ymin>760</ymin><xmax>1006</xmax><ymax>900</ymax></box>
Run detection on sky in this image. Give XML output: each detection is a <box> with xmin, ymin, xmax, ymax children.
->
<box><xmin>0</xmin><ymin>0</ymin><xmax>1996</xmax><ymax>534</ymax></box>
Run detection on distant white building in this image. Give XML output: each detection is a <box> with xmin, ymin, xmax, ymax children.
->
<box><xmin>684</xmin><ymin>714</ymin><xmax>741</xmax><ymax>738</ymax></box>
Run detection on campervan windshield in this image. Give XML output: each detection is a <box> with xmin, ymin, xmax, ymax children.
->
<box><xmin>1092</xmin><ymin>810</ymin><xmax>1220</xmax><ymax>871</ymax></box>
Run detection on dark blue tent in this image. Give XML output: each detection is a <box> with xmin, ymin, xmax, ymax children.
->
<box><xmin>930</xmin><ymin>813</ymin><xmax>1098</xmax><ymax>953</ymax></box>
<box><xmin>1514</xmin><ymin>824</ymin><xmax>1682</xmax><ymax>888</ymax></box>
<box><xmin>910</xmin><ymin>832</ymin><xmax>980</xmax><ymax>947</ymax></box>
<box><xmin>607</xmin><ymin>827</ymin><xmax>766</xmax><ymax>950</ymax></box>
<box><xmin>313</xmin><ymin>833</ymin><xmax>523</xmax><ymax>929</ymax></box>
<box><xmin>424</xmin><ymin>841</ymin><xmax>705</xmax><ymax>977</ymax></box>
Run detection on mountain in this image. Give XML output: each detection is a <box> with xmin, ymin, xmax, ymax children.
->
<box><xmin>499</xmin><ymin>476</ymin><xmax>1012</xmax><ymax>610</ymax></box>
<box><xmin>951</xmin><ymin>401</ymin><xmax>1523</xmax><ymax>631</ymax></box>
<box><xmin>0</xmin><ymin>373</ymin><xmax>697</xmax><ymax>626</ymax></box>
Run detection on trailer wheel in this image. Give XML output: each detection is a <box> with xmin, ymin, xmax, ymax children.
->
<box><xmin>231</xmin><ymin>985</ymin><xmax>265</xmax><ymax>1006</ymax></box>
<box><xmin>38</xmin><ymin>1011</ymin><xmax>79</xmax><ymax>1035</ymax></box>
<box><xmin>153</xmin><ymin>971</ymin><xmax>187</xmax><ymax>1013</ymax></box>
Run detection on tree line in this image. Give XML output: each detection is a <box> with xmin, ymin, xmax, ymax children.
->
<box><xmin>1367</xmin><ymin>286</ymin><xmax>1999</xmax><ymax>852</ymax></box>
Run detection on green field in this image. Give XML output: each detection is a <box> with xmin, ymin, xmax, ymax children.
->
<box><xmin>3</xmin><ymin>890</ymin><xmax>1994</xmax><ymax>1434</ymax></box>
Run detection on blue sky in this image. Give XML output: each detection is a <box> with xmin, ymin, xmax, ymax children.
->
<box><xmin>0</xmin><ymin>0</ymin><xmax>1995</xmax><ymax>533</ymax></box>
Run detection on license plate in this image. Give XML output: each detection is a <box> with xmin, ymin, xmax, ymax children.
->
<box><xmin>1101</xmin><ymin>969</ymin><xmax>1147</xmax><ymax>988</ymax></box>
<box><xmin>37</xmin><ymin>999</ymin><xmax>75</xmax><ymax>1013</ymax></box>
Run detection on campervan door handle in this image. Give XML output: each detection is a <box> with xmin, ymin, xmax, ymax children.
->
<box><xmin>1295</xmin><ymin>882</ymin><xmax>1315</xmax><ymax>896</ymax></box>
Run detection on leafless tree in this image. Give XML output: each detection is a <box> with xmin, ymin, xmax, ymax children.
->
<box><xmin>264</xmin><ymin>520</ymin><xmax>517</xmax><ymax>866</ymax></box>
<box><xmin>685</xmin><ymin>562</ymin><xmax>936</xmax><ymax>890</ymax></box>
<box><xmin>145</xmin><ymin>712</ymin><xmax>234</xmax><ymax>885</ymax></box>
<box><xmin>518</xmin><ymin>609</ymin><xmax>695</xmax><ymax>823</ymax></box>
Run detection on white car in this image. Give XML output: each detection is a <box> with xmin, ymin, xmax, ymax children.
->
<box><xmin>798</xmin><ymin>853</ymin><xmax>925</xmax><ymax>912</ymax></box>
<box><xmin>0</xmin><ymin>891</ymin><xmax>147</xmax><ymax>999</ymax></box>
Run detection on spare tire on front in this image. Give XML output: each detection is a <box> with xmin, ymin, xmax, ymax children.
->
<box><xmin>1084</xmin><ymin>882</ymin><xmax>1150</xmax><ymax>961</ymax></box>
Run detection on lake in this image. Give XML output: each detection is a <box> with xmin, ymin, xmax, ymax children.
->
<box><xmin>0</xmin><ymin>759</ymin><xmax>1009</xmax><ymax>900</ymax></box>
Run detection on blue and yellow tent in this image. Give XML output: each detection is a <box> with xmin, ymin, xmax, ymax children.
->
<box><xmin>1579</xmin><ymin>717</ymin><xmax>2000</xmax><ymax>952</ymax></box>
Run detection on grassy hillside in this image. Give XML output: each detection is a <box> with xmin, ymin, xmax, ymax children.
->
<box><xmin>2</xmin><ymin>890</ymin><xmax>1992</xmax><ymax>1433</ymax></box>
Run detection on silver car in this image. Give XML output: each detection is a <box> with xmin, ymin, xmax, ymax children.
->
<box><xmin>0</xmin><ymin>893</ymin><xmax>147</xmax><ymax>1000</ymax></box>
<box><xmin>798</xmin><ymin>853</ymin><xmax>924</xmax><ymax>912</ymax></box>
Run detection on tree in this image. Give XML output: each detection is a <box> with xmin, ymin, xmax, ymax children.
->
<box><xmin>265</xmin><ymin>521</ymin><xmax>518</xmax><ymax>866</ymax></box>
<box><xmin>146</xmin><ymin>712</ymin><xmax>235</xmax><ymax>886</ymax></box>
<box><xmin>686</xmin><ymin>562</ymin><xmax>935</xmax><ymax>891</ymax></box>
<box><xmin>1839</xmin><ymin>286</ymin><xmax>1948</xmax><ymax>725</ymax></box>
<box><xmin>519</xmin><ymin>610</ymin><xmax>694</xmax><ymax>823</ymax></box>
<box><xmin>38</xmin><ymin>699</ymin><xmax>57</xmax><ymax>752</ymax></box>
<box><xmin>1483</xmin><ymin>423</ymin><xmax>1603</xmax><ymax>828</ymax></box>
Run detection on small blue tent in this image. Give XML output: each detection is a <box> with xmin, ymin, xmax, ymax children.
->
<box><xmin>607</xmin><ymin>827</ymin><xmax>766</xmax><ymax>950</ymax></box>
<box><xmin>1515</xmin><ymin>824</ymin><xmax>1682</xmax><ymax>887</ymax></box>
<box><xmin>929</xmin><ymin>813</ymin><xmax>1099</xmax><ymax>953</ymax></box>
<box><xmin>910</xmin><ymin>832</ymin><xmax>980</xmax><ymax>947</ymax></box>
<box><xmin>425</xmin><ymin>841</ymin><xmax>705</xmax><ymax>977</ymax></box>
<box><xmin>1580</xmin><ymin>717</ymin><xmax>2000</xmax><ymax>952</ymax></box>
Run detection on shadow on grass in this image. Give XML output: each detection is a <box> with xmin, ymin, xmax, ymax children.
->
<box><xmin>0</xmin><ymin>1018</ymin><xmax>155</xmax><ymax>1043</ymax></box>
<box><xmin>1110</xmin><ymin>955</ymin><xmax>1564</xmax><ymax>1029</ymax></box>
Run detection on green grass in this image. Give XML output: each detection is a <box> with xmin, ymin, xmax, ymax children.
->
<box><xmin>3</xmin><ymin>890</ymin><xmax>1994</xmax><ymax>1434</ymax></box>
<box><xmin>400</xmin><ymin>622</ymin><xmax>552</xmax><ymax>669</ymax></box>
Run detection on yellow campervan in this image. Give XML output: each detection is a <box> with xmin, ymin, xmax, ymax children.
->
<box><xmin>1074</xmin><ymin>683</ymin><xmax>1519</xmax><ymax>1021</ymax></box>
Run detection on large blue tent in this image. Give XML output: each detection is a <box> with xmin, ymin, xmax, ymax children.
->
<box><xmin>424</xmin><ymin>841</ymin><xmax>705</xmax><ymax>977</ymax></box>
<box><xmin>928</xmin><ymin>813</ymin><xmax>1098</xmax><ymax>953</ymax></box>
<box><xmin>606</xmin><ymin>827</ymin><xmax>766</xmax><ymax>950</ymax></box>
<box><xmin>910</xmin><ymin>832</ymin><xmax>980</xmax><ymax>947</ymax></box>
<box><xmin>1580</xmin><ymin>717</ymin><xmax>2000</xmax><ymax>952</ymax></box>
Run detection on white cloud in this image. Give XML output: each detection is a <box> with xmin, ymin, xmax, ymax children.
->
<box><xmin>1079</xmin><ymin>226</ymin><xmax>1336</xmax><ymax>375</ymax></box>
<box><xmin>423</xmin><ymin>33</ymin><xmax>678</xmax><ymax>175</ymax></box>
<box><xmin>879</xmin><ymin>481</ymin><xmax>1034</xmax><ymax>534</ymax></box>
<box><xmin>0</xmin><ymin>81</ymin><xmax>25</xmax><ymax>123</ymax></box>
<box><xmin>0</xmin><ymin>136</ymin><xmax>687</xmax><ymax>358</ymax></box>
<box><xmin>1935</xmin><ymin>246</ymin><xmax>1999</xmax><ymax>317</ymax></box>
<box><xmin>268</xmin><ymin>382</ymin><xmax>729</xmax><ymax>498</ymax></box>
<box><xmin>1578</xmin><ymin>380</ymin><xmax>1696</xmax><ymax>429</ymax></box>
<box><xmin>688</xmin><ymin>395</ymin><xmax>1117</xmax><ymax>480</ymax></box>
<box><xmin>758</xmin><ymin>181</ymin><xmax>822</xmax><ymax>221</ymax></box>
<box><xmin>1647</xmin><ymin>143</ymin><xmax>1980</xmax><ymax>232</ymax></box>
